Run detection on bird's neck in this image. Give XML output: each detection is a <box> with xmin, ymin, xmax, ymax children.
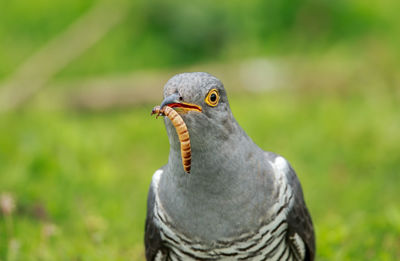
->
<box><xmin>165</xmin><ymin>116</ymin><xmax>259</xmax><ymax>185</ymax></box>
<box><xmin>158</xmin><ymin>119</ymin><xmax>277</xmax><ymax>241</ymax></box>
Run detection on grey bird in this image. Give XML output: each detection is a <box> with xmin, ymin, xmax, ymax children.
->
<box><xmin>145</xmin><ymin>72</ymin><xmax>315</xmax><ymax>260</ymax></box>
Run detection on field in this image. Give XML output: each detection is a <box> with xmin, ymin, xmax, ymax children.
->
<box><xmin>1</xmin><ymin>80</ymin><xmax>399</xmax><ymax>260</ymax></box>
<box><xmin>1</xmin><ymin>0</ymin><xmax>400</xmax><ymax>260</ymax></box>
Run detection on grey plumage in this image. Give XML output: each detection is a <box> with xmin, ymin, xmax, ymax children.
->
<box><xmin>145</xmin><ymin>72</ymin><xmax>315</xmax><ymax>260</ymax></box>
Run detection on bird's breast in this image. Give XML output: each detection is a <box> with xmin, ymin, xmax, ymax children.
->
<box><xmin>153</xmin><ymin>166</ymin><xmax>297</xmax><ymax>260</ymax></box>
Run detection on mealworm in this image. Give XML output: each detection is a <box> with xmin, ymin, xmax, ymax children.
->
<box><xmin>151</xmin><ymin>105</ymin><xmax>191</xmax><ymax>174</ymax></box>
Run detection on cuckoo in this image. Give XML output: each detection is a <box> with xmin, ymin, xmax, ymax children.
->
<box><xmin>145</xmin><ymin>72</ymin><xmax>315</xmax><ymax>260</ymax></box>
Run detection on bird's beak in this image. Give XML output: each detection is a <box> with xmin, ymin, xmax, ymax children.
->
<box><xmin>160</xmin><ymin>93</ymin><xmax>202</xmax><ymax>114</ymax></box>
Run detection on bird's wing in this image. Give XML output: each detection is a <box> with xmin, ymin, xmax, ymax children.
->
<box><xmin>267</xmin><ymin>153</ymin><xmax>316</xmax><ymax>261</ymax></box>
<box><xmin>285</xmin><ymin>166</ymin><xmax>315</xmax><ymax>260</ymax></box>
<box><xmin>145</xmin><ymin>167</ymin><xmax>168</xmax><ymax>261</ymax></box>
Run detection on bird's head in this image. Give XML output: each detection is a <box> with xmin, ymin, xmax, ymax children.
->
<box><xmin>158</xmin><ymin>72</ymin><xmax>238</xmax><ymax>154</ymax></box>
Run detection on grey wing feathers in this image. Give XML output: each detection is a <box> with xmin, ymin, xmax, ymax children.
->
<box><xmin>285</xmin><ymin>164</ymin><xmax>316</xmax><ymax>261</ymax></box>
<box><xmin>144</xmin><ymin>175</ymin><xmax>167</xmax><ymax>260</ymax></box>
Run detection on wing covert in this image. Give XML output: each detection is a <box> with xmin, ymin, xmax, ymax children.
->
<box><xmin>144</xmin><ymin>168</ymin><xmax>167</xmax><ymax>261</ymax></box>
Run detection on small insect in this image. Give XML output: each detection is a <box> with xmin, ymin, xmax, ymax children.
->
<box><xmin>151</xmin><ymin>105</ymin><xmax>191</xmax><ymax>173</ymax></box>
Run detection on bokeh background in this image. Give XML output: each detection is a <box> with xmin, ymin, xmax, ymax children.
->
<box><xmin>0</xmin><ymin>0</ymin><xmax>399</xmax><ymax>260</ymax></box>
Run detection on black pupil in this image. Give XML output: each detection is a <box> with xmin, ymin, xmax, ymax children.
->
<box><xmin>210</xmin><ymin>93</ymin><xmax>217</xmax><ymax>102</ymax></box>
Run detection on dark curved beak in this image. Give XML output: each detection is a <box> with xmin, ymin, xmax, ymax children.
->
<box><xmin>159</xmin><ymin>93</ymin><xmax>202</xmax><ymax>113</ymax></box>
<box><xmin>160</xmin><ymin>93</ymin><xmax>180</xmax><ymax>109</ymax></box>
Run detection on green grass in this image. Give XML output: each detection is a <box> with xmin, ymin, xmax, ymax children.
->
<box><xmin>2</xmin><ymin>0</ymin><xmax>399</xmax><ymax>80</ymax></box>
<box><xmin>0</xmin><ymin>0</ymin><xmax>96</xmax><ymax>79</ymax></box>
<box><xmin>0</xmin><ymin>85</ymin><xmax>399</xmax><ymax>260</ymax></box>
<box><xmin>1</xmin><ymin>0</ymin><xmax>400</xmax><ymax>259</ymax></box>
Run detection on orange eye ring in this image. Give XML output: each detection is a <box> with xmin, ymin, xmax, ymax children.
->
<box><xmin>205</xmin><ymin>89</ymin><xmax>220</xmax><ymax>107</ymax></box>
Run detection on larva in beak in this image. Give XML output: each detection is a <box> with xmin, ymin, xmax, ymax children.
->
<box><xmin>151</xmin><ymin>105</ymin><xmax>191</xmax><ymax>174</ymax></box>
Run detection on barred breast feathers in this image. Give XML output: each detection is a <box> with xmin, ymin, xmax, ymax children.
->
<box><xmin>150</xmin><ymin>155</ymin><xmax>304</xmax><ymax>260</ymax></box>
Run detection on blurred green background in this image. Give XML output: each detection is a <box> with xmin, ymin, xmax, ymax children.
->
<box><xmin>0</xmin><ymin>0</ymin><xmax>399</xmax><ymax>260</ymax></box>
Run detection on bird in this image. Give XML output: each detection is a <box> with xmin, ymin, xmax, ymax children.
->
<box><xmin>145</xmin><ymin>72</ymin><xmax>315</xmax><ymax>261</ymax></box>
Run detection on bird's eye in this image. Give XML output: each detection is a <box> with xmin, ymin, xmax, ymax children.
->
<box><xmin>205</xmin><ymin>89</ymin><xmax>220</xmax><ymax>107</ymax></box>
